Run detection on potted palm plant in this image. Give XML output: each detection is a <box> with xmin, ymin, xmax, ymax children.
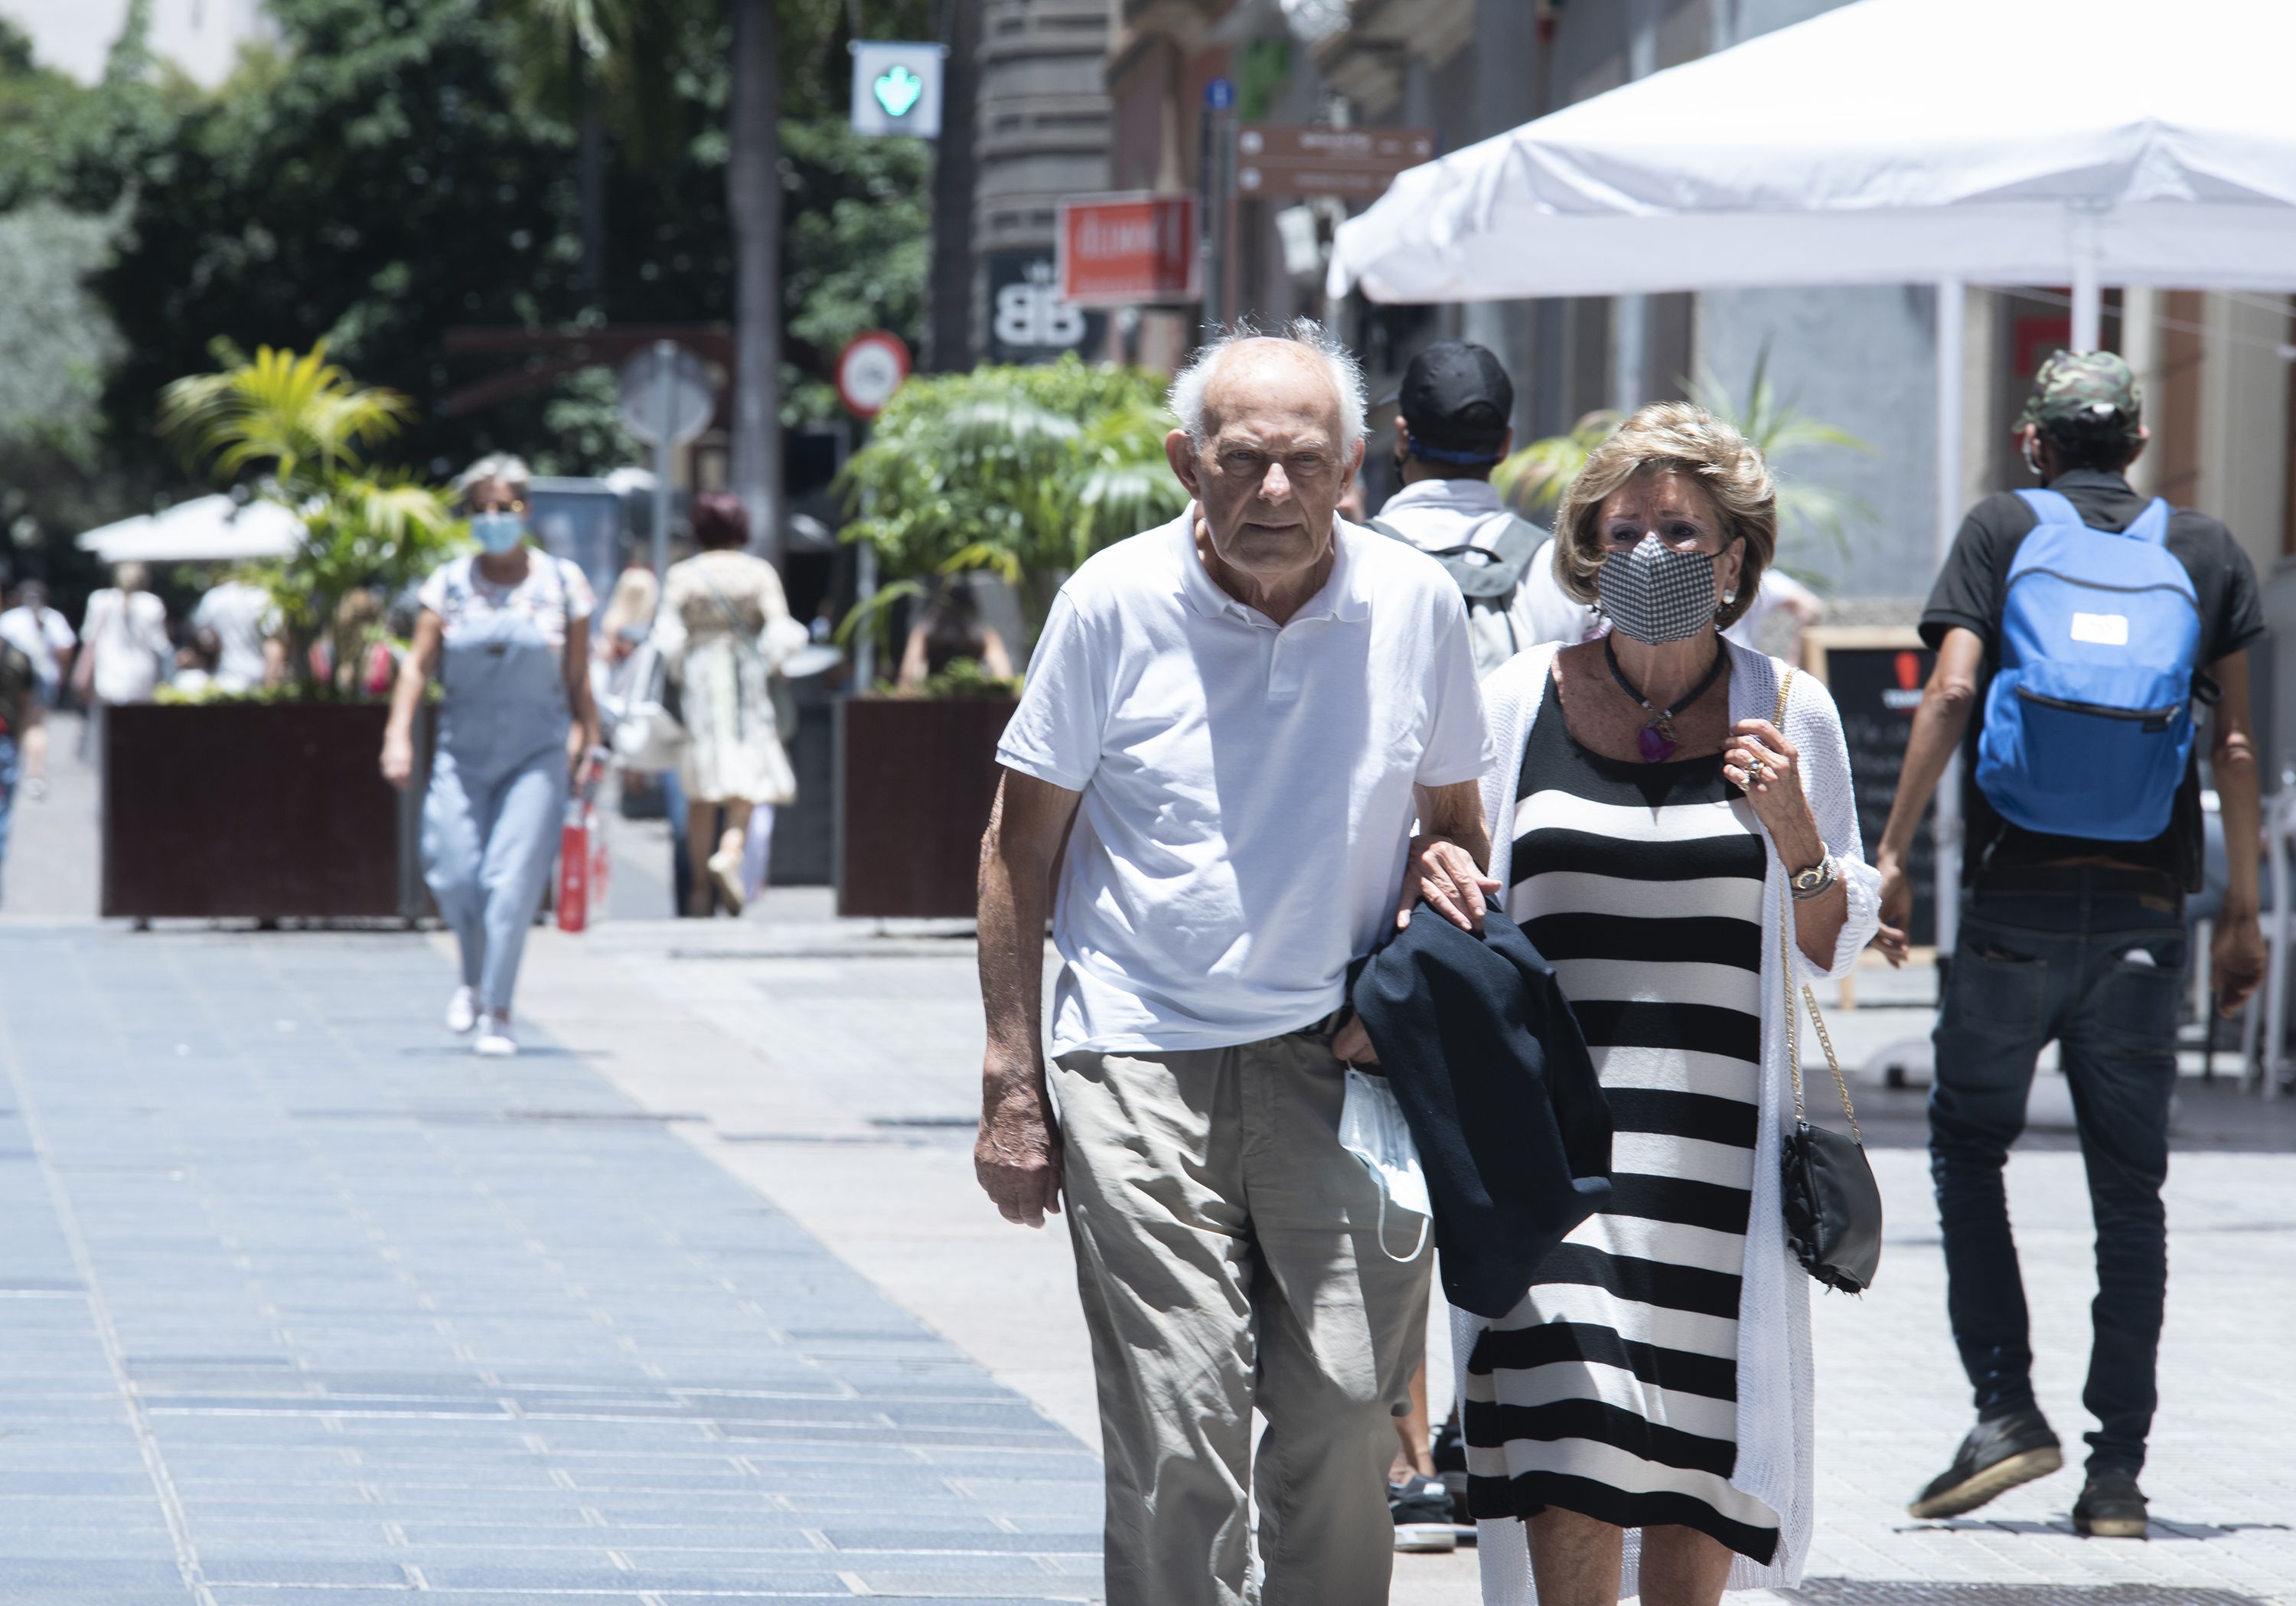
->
<box><xmin>102</xmin><ymin>344</ymin><xmax>464</xmax><ymax>922</ymax></box>
<box><xmin>831</xmin><ymin>356</ymin><xmax>1186</xmax><ymax>918</ymax></box>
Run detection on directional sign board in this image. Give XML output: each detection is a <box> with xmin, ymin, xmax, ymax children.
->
<box><xmin>1057</xmin><ymin>193</ymin><xmax>1201</xmax><ymax>308</ymax></box>
<box><xmin>1234</xmin><ymin>125</ymin><xmax>1436</xmax><ymax>200</ymax></box>
<box><xmin>836</xmin><ymin>329</ymin><xmax>912</xmax><ymax>419</ymax></box>
<box><xmin>850</xmin><ymin>40</ymin><xmax>947</xmax><ymax>138</ymax></box>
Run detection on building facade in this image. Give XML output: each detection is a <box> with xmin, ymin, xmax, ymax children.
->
<box><xmin>1101</xmin><ymin>0</ymin><xmax>2296</xmax><ymax>606</ymax></box>
<box><xmin>965</xmin><ymin>0</ymin><xmax>1114</xmax><ymax>367</ymax></box>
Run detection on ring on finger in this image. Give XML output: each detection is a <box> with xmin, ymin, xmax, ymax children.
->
<box><xmin>1745</xmin><ymin>756</ymin><xmax>1765</xmax><ymax>785</ymax></box>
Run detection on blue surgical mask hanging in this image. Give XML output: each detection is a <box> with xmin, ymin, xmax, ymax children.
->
<box><xmin>470</xmin><ymin>511</ymin><xmax>525</xmax><ymax>555</ymax></box>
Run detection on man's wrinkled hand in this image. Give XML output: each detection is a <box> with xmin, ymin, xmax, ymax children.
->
<box><xmin>1874</xmin><ymin>859</ymin><xmax>1913</xmax><ymax>968</ymax></box>
<box><xmin>2214</xmin><ymin>912</ymin><xmax>2265</xmax><ymax>1017</ymax></box>
<box><xmin>1332</xmin><ymin>1014</ymin><xmax>1377</xmax><ymax>1066</ymax></box>
<box><xmin>1400</xmin><ymin>834</ymin><xmax>1499</xmax><ymax>933</ymax></box>
<box><xmin>974</xmin><ymin>1069</ymin><xmax>1062</xmax><ymax>1229</ymax></box>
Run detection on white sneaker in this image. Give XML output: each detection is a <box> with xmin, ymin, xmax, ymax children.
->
<box><xmin>474</xmin><ymin>1013</ymin><xmax>517</xmax><ymax>1057</ymax></box>
<box><xmin>706</xmin><ymin>847</ymin><xmax>745</xmax><ymax>916</ymax></box>
<box><xmin>445</xmin><ymin>985</ymin><xmax>478</xmax><ymax>1034</ymax></box>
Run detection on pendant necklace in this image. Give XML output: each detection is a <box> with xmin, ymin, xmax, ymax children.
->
<box><xmin>1604</xmin><ymin>636</ymin><xmax>1727</xmax><ymax>762</ymax></box>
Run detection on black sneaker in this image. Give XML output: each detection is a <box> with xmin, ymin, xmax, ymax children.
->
<box><xmin>1907</xmin><ymin>1409</ymin><xmax>2063</xmax><ymax>1519</ymax></box>
<box><xmin>1431</xmin><ymin>1407</ymin><xmax>1470</xmax><ymax>1523</ymax></box>
<box><xmin>2073</xmin><ymin>1471</ymin><xmax>2149</xmax><ymax>1539</ymax></box>
<box><xmin>1389</xmin><ymin>1474</ymin><xmax>1458</xmax><ymax>1553</ymax></box>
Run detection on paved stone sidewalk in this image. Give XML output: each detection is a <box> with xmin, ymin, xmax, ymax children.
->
<box><xmin>0</xmin><ymin>927</ymin><xmax>1100</xmax><ymax>1604</ymax></box>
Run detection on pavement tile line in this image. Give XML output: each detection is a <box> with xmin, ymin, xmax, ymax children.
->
<box><xmin>0</xmin><ymin>975</ymin><xmax>218</xmax><ymax>1605</ymax></box>
<box><xmin>0</xmin><ymin>927</ymin><xmax>1107</xmax><ymax>1605</ymax></box>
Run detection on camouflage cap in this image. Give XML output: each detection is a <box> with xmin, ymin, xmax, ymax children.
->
<box><xmin>2019</xmin><ymin>349</ymin><xmax>2143</xmax><ymax>439</ymax></box>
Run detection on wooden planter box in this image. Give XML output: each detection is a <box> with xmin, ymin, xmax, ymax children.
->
<box><xmin>103</xmin><ymin>702</ymin><xmax>418</xmax><ymax>921</ymax></box>
<box><xmin>835</xmin><ymin>695</ymin><xmax>1017</xmax><ymax>919</ymax></box>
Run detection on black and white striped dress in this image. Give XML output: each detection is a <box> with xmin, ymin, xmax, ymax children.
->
<box><xmin>1463</xmin><ymin>683</ymin><xmax>1782</xmax><ymax>1563</ymax></box>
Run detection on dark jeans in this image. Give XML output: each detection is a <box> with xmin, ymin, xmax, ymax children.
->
<box><xmin>1929</xmin><ymin>874</ymin><xmax>2187</xmax><ymax>1477</ymax></box>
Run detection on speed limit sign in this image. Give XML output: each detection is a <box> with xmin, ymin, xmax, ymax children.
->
<box><xmin>835</xmin><ymin>330</ymin><xmax>912</xmax><ymax>419</ymax></box>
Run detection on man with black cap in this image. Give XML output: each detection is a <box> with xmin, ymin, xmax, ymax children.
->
<box><xmin>1873</xmin><ymin>350</ymin><xmax>2267</xmax><ymax>1539</ymax></box>
<box><xmin>1373</xmin><ymin>340</ymin><xmax>1597</xmax><ymax>677</ymax></box>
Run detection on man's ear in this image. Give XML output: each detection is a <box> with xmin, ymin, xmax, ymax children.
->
<box><xmin>1166</xmin><ymin>429</ymin><xmax>1201</xmax><ymax>498</ymax></box>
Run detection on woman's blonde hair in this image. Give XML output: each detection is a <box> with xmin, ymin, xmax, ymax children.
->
<box><xmin>600</xmin><ymin>566</ymin><xmax>660</xmax><ymax>640</ymax></box>
<box><xmin>1553</xmin><ymin>401</ymin><xmax>1776</xmax><ymax>631</ymax></box>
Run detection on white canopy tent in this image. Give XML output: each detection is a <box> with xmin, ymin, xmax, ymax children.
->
<box><xmin>77</xmin><ymin>496</ymin><xmax>304</xmax><ymax>566</ymax></box>
<box><xmin>1330</xmin><ymin>0</ymin><xmax>2296</xmax><ymax>559</ymax></box>
<box><xmin>1329</xmin><ymin>0</ymin><xmax>2296</xmax><ymax>1042</ymax></box>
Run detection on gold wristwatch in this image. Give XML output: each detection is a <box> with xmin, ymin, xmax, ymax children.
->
<box><xmin>1790</xmin><ymin>851</ymin><xmax>1837</xmax><ymax>901</ymax></box>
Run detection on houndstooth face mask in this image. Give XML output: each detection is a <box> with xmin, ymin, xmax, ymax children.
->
<box><xmin>1599</xmin><ymin>534</ymin><xmax>1720</xmax><ymax>644</ymax></box>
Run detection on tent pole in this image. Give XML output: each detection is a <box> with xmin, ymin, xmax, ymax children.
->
<box><xmin>2071</xmin><ymin>210</ymin><xmax>2103</xmax><ymax>350</ymax></box>
<box><xmin>1933</xmin><ymin>278</ymin><xmax>1965</xmax><ymax>963</ymax></box>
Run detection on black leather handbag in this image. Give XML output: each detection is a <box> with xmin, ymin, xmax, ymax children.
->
<box><xmin>1773</xmin><ymin>671</ymin><xmax>1883</xmax><ymax>1295</ymax></box>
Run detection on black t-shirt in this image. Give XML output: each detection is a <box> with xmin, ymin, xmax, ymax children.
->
<box><xmin>1919</xmin><ymin>468</ymin><xmax>2266</xmax><ymax>890</ymax></box>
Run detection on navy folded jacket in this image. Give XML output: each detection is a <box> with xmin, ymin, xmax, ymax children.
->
<box><xmin>1350</xmin><ymin>904</ymin><xmax>1614</xmax><ymax>1318</ymax></box>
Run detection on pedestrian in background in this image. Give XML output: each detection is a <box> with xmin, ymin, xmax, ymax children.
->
<box><xmin>0</xmin><ymin>580</ymin><xmax>76</xmax><ymax>707</ymax></box>
<box><xmin>171</xmin><ymin>628</ymin><xmax>224</xmax><ymax>695</ymax></box>
<box><xmin>1374</xmin><ymin>340</ymin><xmax>1598</xmax><ymax>673</ymax></box>
<box><xmin>1723</xmin><ymin>566</ymin><xmax>1825</xmax><ymax>663</ymax></box>
<box><xmin>1367</xmin><ymin>339</ymin><xmax>1601</xmax><ymax>1548</ymax></box>
<box><xmin>76</xmin><ymin>561</ymin><xmax>171</xmax><ymax>707</ymax></box>
<box><xmin>193</xmin><ymin>573</ymin><xmax>284</xmax><ymax>692</ymax></box>
<box><xmin>977</xmin><ymin>324</ymin><xmax>1492</xmax><ymax>1606</ymax></box>
<box><xmin>895</xmin><ymin>576</ymin><xmax>1013</xmax><ymax>690</ymax></box>
<box><xmin>380</xmin><ymin>453</ymin><xmax>601</xmax><ymax>1059</ymax></box>
<box><xmin>73</xmin><ymin>562</ymin><xmax>171</xmax><ymax>759</ymax></box>
<box><xmin>0</xmin><ymin>625</ymin><xmax>49</xmax><ymax>907</ymax></box>
<box><xmin>653</xmin><ymin>491</ymin><xmax>798</xmax><ymax>917</ymax></box>
<box><xmin>1875</xmin><ymin>351</ymin><xmax>2266</xmax><ymax>1539</ymax></box>
<box><xmin>1460</xmin><ymin>403</ymin><xmax>1878</xmax><ymax>1606</ymax></box>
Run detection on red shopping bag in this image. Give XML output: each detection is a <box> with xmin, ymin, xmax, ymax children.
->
<box><xmin>556</xmin><ymin>799</ymin><xmax>592</xmax><ymax>932</ymax></box>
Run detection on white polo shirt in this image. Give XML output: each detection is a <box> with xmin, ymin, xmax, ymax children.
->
<box><xmin>998</xmin><ymin>510</ymin><xmax>1492</xmax><ymax>1057</ymax></box>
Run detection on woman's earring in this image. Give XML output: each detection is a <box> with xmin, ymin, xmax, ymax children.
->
<box><xmin>1720</xmin><ymin>589</ymin><xmax>1737</xmax><ymax>608</ymax></box>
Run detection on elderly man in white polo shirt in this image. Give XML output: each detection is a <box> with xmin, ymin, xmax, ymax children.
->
<box><xmin>974</xmin><ymin>321</ymin><xmax>1494</xmax><ymax>1606</ymax></box>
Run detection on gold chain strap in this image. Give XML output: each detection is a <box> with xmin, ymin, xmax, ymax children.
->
<box><xmin>1772</xmin><ymin>668</ymin><xmax>1864</xmax><ymax>1147</ymax></box>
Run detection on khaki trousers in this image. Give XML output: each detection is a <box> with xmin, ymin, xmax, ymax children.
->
<box><xmin>1054</xmin><ymin>1027</ymin><xmax>1432</xmax><ymax>1606</ymax></box>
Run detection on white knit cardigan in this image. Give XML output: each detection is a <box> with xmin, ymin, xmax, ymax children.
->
<box><xmin>1460</xmin><ymin>639</ymin><xmax>1883</xmax><ymax>1604</ymax></box>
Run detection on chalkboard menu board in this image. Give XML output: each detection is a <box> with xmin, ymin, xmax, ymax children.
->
<box><xmin>1805</xmin><ymin>629</ymin><xmax>1936</xmax><ymax>948</ymax></box>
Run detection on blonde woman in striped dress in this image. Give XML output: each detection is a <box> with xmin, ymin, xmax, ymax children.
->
<box><xmin>1463</xmin><ymin>404</ymin><xmax>1880</xmax><ymax>1606</ymax></box>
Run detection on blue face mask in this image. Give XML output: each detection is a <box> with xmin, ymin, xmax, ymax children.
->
<box><xmin>470</xmin><ymin>511</ymin><xmax>524</xmax><ymax>555</ymax></box>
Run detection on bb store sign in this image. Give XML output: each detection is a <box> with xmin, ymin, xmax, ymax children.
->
<box><xmin>987</xmin><ymin>252</ymin><xmax>1107</xmax><ymax>365</ymax></box>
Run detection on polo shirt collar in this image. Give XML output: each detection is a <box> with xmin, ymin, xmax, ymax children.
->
<box><xmin>1175</xmin><ymin>505</ymin><xmax>1372</xmax><ymax>626</ymax></box>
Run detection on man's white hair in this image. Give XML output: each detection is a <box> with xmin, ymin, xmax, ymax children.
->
<box><xmin>1168</xmin><ymin>319</ymin><xmax>1368</xmax><ymax>451</ymax></box>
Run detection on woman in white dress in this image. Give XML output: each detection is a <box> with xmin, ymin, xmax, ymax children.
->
<box><xmin>654</xmin><ymin>492</ymin><xmax>799</xmax><ymax>916</ymax></box>
<box><xmin>1465</xmin><ymin>404</ymin><xmax>1880</xmax><ymax>1606</ymax></box>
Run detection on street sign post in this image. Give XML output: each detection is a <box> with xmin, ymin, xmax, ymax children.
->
<box><xmin>849</xmin><ymin>41</ymin><xmax>947</xmax><ymax>138</ymax></box>
<box><xmin>835</xmin><ymin>330</ymin><xmax>912</xmax><ymax>419</ymax></box>
<box><xmin>1056</xmin><ymin>194</ymin><xmax>1201</xmax><ymax>308</ymax></box>
<box><xmin>618</xmin><ymin>341</ymin><xmax>716</xmax><ymax>579</ymax></box>
<box><xmin>1234</xmin><ymin>125</ymin><xmax>1436</xmax><ymax>199</ymax></box>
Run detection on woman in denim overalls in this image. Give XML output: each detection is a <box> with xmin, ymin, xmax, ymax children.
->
<box><xmin>381</xmin><ymin>455</ymin><xmax>600</xmax><ymax>1056</ymax></box>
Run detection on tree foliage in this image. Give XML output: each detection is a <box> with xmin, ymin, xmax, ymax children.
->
<box><xmin>160</xmin><ymin>344</ymin><xmax>462</xmax><ymax>698</ymax></box>
<box><xmin>1494</xmin><ymin>345</ymin><xmax>1874</xmax><ymax>569</ymax></box>
<box><xmin>837</xmin><ymin>359</ymin><xmax>1188</xmax><ymax>634</ymax></box>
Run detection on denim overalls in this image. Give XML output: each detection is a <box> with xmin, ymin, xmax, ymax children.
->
<box><xmin>419</xmin><ymin>558</ymin><xmax>572</xmax><ymax>1017</ymax></box>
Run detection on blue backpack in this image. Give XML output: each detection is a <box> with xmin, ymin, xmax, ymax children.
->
<box><xmin>1975</xmin><ymin>488</ymin><xmax>2202</xmax><ymax>842</ymax></box>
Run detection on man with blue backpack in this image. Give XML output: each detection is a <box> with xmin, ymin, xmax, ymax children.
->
<box><xmin>1873</xmin><ymin>351</ymin><xmax>2267</xmax><ymax>1539</ymax></box>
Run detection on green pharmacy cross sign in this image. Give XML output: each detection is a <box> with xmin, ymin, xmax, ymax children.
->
<box><xmin>850</xmin><ymin>41</ymin><xmax>944</xmax><ymax>138</ymax></box>
<box><xmin>873</xmin><ymin>64</ymin><xmax>924</xmax><ymax>119</ymax></box>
